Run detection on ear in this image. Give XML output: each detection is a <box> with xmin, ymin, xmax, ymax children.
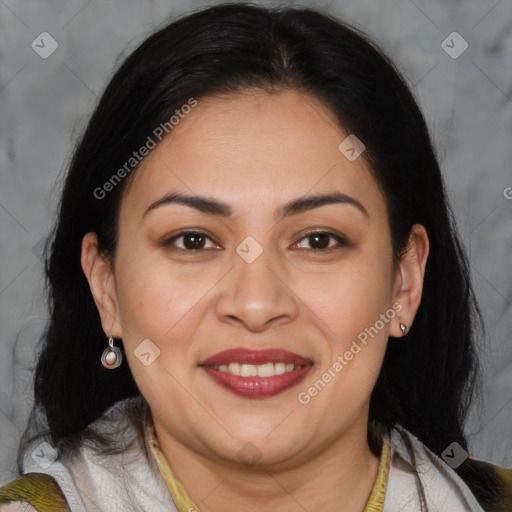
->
<box><xmin>81</xmin><ymin>232</ymin><xmax>123</xmax><ymax>339</ymax></box>
<box><xmin>390</xmin><ymin>224</ymin><xmax>430</xmax><ymax>337</ymax></box>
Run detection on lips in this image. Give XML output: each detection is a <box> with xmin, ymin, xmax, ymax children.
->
<box><xmin>199</xmin><ymin>348</ymin><xmax>312</xmax><ymax>367</ymax></box>
<box><xmin>199</xmin><ymin>348</ymin><xmax>313</xmax><ymax>399</ymax></box>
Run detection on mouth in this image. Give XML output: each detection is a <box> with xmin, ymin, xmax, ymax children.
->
<box><xmin>198</xmin><ymin>348</ymin><xmax>314</xmax><ymax>398</ymax></box>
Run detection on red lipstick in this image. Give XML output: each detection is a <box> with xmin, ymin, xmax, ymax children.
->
<box><xmin>199</xmin><ymin>348</ymin><xmax>313</xmax><ymax>399</ymax></box>
<box><xmin>199</xmin><ymin>348</ymin><xmax>311</xmax><ymax>367</ymax></box>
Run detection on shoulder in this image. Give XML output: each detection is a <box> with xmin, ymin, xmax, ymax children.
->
<box><xmin>0</xmin><ymin>472</ymin><xmax>70</xmax><ymax>511</ymax></box>
<box><xmin>386</xmin><ymin>425</ymin><xmax>511</xmax><ymax>512</ymax></box>
<box><xmin>12</xmin><ymin>397</ymin><xmax>177</xmax><ymax>511</ymax></box>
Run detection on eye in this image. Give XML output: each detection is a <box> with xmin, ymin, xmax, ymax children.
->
<box><xmin>293</xmin><ymin>231</ymin><xmax>348</xmax><ymax>251</ymax></box>
<box><xmin>162</xmin><ymin>230</ymin><xmax>348</xmax><ymax>252</ymax></box>
<box><xmin>162</xmin><ymin>231</ymin><xmax>220</xmax><ymax>251</ymax></box>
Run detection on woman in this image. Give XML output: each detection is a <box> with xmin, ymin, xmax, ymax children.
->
<box><xmin>0</xmin><ymin>3</ymin><xmax>510</xmax><ymax>511</ymax></box>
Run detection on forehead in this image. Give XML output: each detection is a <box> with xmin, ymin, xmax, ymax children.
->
<box><xmin>121</xmin><ymin>89</ymin><xmax>385</xmax><ymax>219</ymax></box>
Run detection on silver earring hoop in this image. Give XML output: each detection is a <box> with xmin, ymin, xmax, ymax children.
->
<box><xmin>101</xmin><ymin>336</ymin><xmax>123</xmax><ymax>369</ymax></box>
<box><xmin>399</xmin><ymin>322</ymin><xmax>408</xmax><ymax>336</ymax></box>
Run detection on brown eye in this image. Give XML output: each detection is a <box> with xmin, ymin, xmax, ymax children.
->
<box><xmin>295</xmin><ymin>231</ymin><xmax>348</xmax><ymax>251</ymax></box>
<box><xmin>163</xmin><ymin>231</ymin><xmax>219</xmax><ymax>251</ymax></box>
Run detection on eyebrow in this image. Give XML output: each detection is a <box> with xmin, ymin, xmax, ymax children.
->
<box><xmin>143</xmin><ymin>191</ymin><xmax>369</xmax><ymax>221</ymax></box>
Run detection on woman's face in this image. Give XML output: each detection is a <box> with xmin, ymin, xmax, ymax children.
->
<box><xmin>84</xmin><ymin>89</ymin><xmax>427</xmax><ymax>467</ymax></box>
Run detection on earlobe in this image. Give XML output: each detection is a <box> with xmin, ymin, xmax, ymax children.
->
<box><xmin>81</xmin><ymin>232</ymin><xmax>123</xmax><ymax>339</ymax></box>
<box><xmin>390</xmin><ymin>224</ymin><xmax>430</xmax><ymax>338</ymax></box>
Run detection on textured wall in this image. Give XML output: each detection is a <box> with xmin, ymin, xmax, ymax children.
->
<box><xmin>0</xmin><ymin>0</ymin><xmax>511</xmax><ymax>484</ymax></box>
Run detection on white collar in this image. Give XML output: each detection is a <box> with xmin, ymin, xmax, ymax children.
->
<box><xmin>21</xmin><ymin>397</ymin><xmax>484</xmax><ymax>512</ymax></box>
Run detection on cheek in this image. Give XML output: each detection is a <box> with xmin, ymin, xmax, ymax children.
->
<box><xmin>113</xmin><ymin>253</ymin><xmax>207</xmax><ymax>418</ymax></box>
<box><xmin>115</xmin><ymin>251</ymin><xmax>193</xmax><ymax>331</ymax></box>
<box><xmin>293</xmin><ymin>243</ymin><xmax>393</xmax><ymax>411</ymax></box>
<box><xmin>299</xmin><ymin>280</ymin><xmax>390</xmax><ymax>429</ymax></box>
<box><xmin>298</xmin><ymin>249</ymin><xmax>393</xmax><ymax>341</ymax></box>
<box><xmin>113</xmin><ymin>249</ymin><xmax>226</xmax><ymax>363</ymax></box>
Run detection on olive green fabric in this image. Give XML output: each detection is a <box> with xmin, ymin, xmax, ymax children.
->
<box><xmin>0</xmin><ymin>473</ymin><xmax>70</xmax><ymax>512</ymax></box>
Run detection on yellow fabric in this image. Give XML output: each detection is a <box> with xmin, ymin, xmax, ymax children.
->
<box><xmin>363</xmin><ymin>431</ymin><xmax>390</xmax><ymax>512</ymax></box>
<box><xmin>0</xmin><ymin>472</ymin><xmax>71</xmax><ymax>511</ymax></box>
<box><xmin>146</xmin><ymin>417</ymin><xmax>390</xmax><ymax>512</ymax></box>
<box><xmin>147</xmin><ymin>421</ymin><xmax>201</xmax><ymax>512</ymax></box>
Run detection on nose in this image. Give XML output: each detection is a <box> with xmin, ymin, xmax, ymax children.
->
<box><xmin>215</xmin><ymin>246</ymin><xmax>299</xmax><ymax>333</ymax></box>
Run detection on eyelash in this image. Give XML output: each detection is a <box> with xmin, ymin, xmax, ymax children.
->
<box><xmin>162</xmin><ymin>230</ymin><xmax>349</xmax><ymax>253</ymax></box>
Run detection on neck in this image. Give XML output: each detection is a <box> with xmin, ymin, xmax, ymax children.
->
<box><xmin>153</xmin><ymin>414</ymin><xmax>381</xmax><ymax>512</ymax></box>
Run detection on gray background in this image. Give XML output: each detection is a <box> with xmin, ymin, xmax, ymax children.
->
<box><xmin>0</xmin><ymin>0</ymin><xmax>511</xmax><ymax>485</ymax></box>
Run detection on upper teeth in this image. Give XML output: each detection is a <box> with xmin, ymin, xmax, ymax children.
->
<box><xmin>212</xmin><ymin>362</ymin><xmax>300</xmax><ymax>377</ymax></box>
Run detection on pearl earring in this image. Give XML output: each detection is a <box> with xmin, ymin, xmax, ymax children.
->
<box><xmin>101</xmin><ymin>336</ymin><xmax>123</xmax><ymax>369</ymax></box>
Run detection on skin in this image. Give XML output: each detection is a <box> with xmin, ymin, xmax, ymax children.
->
<box><xmin>82</xmin><ymin>89</ymin><xmax>429</xmax><ymax>512</ymax></box>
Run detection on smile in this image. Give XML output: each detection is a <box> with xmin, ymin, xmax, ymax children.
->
<box><xmin>199</xmin><ymin>348</ymin><xmax>314</xmax><ymax>398</ymax></box>
<box><xmin>210</xmin><ymin>362</ymin><xmax>303</xmax><ymax>377</ymax></box>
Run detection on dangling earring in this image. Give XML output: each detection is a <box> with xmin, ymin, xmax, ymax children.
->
<box><xmin>399</xmin><ymin>322</ymin><xmax>408</xmax><ymax>337</ymax></box>
<box><xmin>101</xmin><ymin>336</ymin><xmax>123</xmax><ymax>369</ymax></box>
